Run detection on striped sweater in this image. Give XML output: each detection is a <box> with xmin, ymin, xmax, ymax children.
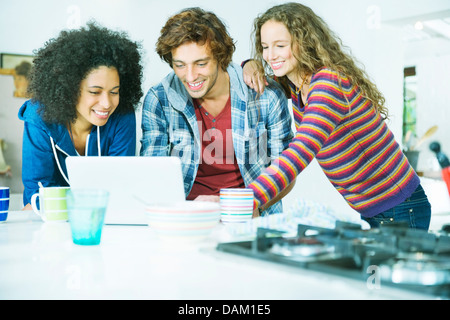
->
<box><xmin>248</xmin><ymin>68</ymin><xmax>420</xmax><ymax>217</ymax></box>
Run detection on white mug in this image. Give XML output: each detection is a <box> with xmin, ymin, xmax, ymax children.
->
<box><xmin>219</xmin><ymin>188</ymin><xmax>254</xmax><ymax>223</ymax></box>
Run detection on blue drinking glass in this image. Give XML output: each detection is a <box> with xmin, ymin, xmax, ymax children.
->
<box><xmin>67</xmin><ymin>189</ymin><xmax>109</xmax><ymax>245</ymax></box>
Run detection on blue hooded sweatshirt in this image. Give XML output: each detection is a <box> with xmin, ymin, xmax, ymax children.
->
<box><xmin>18</xmin><ymin>100</ymin><xmax>136</xmax><ymax>205</ymax></box>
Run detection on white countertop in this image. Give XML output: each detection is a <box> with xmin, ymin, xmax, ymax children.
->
<box><xmin>0</xmin><ymin>210</ymin><xmax>447</xmax><ymax>300</ymax></box>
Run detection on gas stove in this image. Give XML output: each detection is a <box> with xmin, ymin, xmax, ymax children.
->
<box><xmin>217</xmin><ymin>221</ymin><xmax>450</xmax><ymax>298</ymax></box>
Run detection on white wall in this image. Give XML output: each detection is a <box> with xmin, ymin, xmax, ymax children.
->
<box><xmin>1</xmin><ymin>0</ymin><xmax>417</xmax><ymax>101</ymax></box>
<box><xmin>1</xmin><ymin>0</ymin><xmax>449</xmax><ymax>213</ymax></box>
<box><xmin>414</xmin><ymin>54</ymin><xmax>450</xmax><ymax>171</ymax></box>
<box><xmin>0</xmin><ymin>76</ymin><xmax>25</xmax><ymax>193</ymax></box>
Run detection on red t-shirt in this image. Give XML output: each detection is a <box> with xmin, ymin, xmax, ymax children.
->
<box><xmin>187</xmin><ymin>96</ymin><xmax>245</xmax><ymax>200</ymax></box>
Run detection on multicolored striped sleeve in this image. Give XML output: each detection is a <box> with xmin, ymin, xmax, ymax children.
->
<box><xmin>248</xmin><ymin>69</ymin><xmax>349</xmax><ymax>208</ymax></box>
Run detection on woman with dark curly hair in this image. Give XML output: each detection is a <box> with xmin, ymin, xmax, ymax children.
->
<box><xmin>19</xmin><ymin>22</ymin><xmax>143</xmax><ymax>208</ymax></box>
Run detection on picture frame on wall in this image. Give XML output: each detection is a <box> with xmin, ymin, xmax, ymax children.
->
<box><xmin>0</xmin><ymin>53</ymin><xmax>34</xmax><ymax>98</ymax></box>
<box><xmin>0</xmin><ymin>53</ymin><xmax>34</xmax><ymax>69</ymax></box>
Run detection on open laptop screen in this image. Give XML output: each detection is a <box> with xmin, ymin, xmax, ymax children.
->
<box><xmin>66</xmin><ymin>156</ymin><xmax>185</xmax><ymax>225</ymax></box>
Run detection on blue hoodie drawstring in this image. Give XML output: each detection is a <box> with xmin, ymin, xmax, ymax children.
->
<box><xmin>97</xmin><ymin>126</ymin><xmax>101</xmax><ymax>157</ymax></box>
<box><xmin>50</xmin><ymin>137</ymin><xmax>70</xmax><ymax>185</ymax></box>
<box><xmin>50</xmin><ymin>126</ymin><xmax>102</xmax><ymax>185</ymax></box>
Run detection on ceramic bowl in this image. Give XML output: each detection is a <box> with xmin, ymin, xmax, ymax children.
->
<box><xmin>145</xmin><ymin>201</ymin><xmax>221</xmax><ymax>241</ymax></box>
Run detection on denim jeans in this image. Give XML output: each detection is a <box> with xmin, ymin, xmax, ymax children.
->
<box><xmin>362</xmin><ymin>184</ymin><xmax>431</xmax><ymax>230</ymax></box>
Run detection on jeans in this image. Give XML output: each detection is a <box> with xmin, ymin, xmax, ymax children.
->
<box><xmin>362</xmin><ymin>184</ymin><xmax>431</xmax><ymax>230</ymax></box>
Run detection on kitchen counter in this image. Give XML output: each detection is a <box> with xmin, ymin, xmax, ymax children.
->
<box><xmin>0</xmin><ymin>210</ymin><xmax>446</xmax><ymax>300</ymax></box>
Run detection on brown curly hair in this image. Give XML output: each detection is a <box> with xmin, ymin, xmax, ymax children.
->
<box><xmin>156</xmin><ymin>7</ymin><xmax>235</xmax><ymax>71</ymax></box>
<box><xmin>252</xmin><ymin>2</ymin><xmax>388</xmax><ymax>119</ymax></box>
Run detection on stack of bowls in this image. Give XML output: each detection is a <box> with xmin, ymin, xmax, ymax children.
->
<box><xmin>145</xmin><ymin>201</ymin><xmax>220</xmax><ymax>241</ymax></box>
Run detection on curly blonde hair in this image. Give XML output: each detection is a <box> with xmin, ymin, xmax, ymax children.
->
<box><xmin>252</xmin><ymin>2</ymin><xmax>388</xmax><ymax>119</ymax></box>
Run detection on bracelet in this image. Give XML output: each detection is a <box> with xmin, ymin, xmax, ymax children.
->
<box><xmin>241</xmin><ymin>59</ymin><xmax>253</xmax><ymax>68</ymax></box>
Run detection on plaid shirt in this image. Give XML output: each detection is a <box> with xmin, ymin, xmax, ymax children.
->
<box><xmin>140</xmin><ymin>63</ymin><xmax>293</xmax><ymax>215</ymax></box>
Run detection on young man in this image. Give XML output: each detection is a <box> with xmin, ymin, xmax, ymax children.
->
<box><xmin>140</xmin><ymin>7</ymin><xmax>293</xmax><ymax>215</ymax></box>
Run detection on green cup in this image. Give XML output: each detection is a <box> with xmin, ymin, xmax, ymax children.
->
<box><xmin>31</xmin><ymin>186</ymin><xmax>70</xmax><ymax>222</ymax></box>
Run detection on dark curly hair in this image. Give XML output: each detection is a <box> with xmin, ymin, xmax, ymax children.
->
<box><xmin>156</xmin><ymin>7</ymin><xmax>235</xmax><ymax>71</ymax></box>
<box><xmin>27</xmin><ymin>21</ymin><xmax>143</xmax><ymax>124</ymax></box>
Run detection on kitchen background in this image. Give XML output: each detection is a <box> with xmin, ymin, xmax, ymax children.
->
<box><xmin>1</xmin><ymin>0</ymin><xmax>450</xmax><ymax>213</ymax></box>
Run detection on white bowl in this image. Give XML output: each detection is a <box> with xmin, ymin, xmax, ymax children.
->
<box><xmin>145</xmin><ymin>201</ymin><xmax>220</xmax><ymax>241</ymax></box>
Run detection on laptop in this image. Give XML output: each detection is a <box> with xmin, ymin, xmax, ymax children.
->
<box><xmin>66</xmin><ymin>156</ymin><xmax>186</xmax><ymax>225</ymax></box>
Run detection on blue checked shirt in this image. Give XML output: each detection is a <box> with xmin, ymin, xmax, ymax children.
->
<box><xmin>140</xmin><ymin>63</ymin><xmax>293</xmax><ymax>215</ymax></box>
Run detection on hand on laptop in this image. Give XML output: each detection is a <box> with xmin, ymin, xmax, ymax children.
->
<box><xmin>194</xmin><ymin>195</ymin><xmax>261</xmax><ymax>220</ymax></box>
<box><xmin>193</xmin><ymin>195</ymin><xmax>220</xmax><ymax>203</ymax></box>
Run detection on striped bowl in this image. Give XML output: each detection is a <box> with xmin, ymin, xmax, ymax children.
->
<box><xmin>145</xmin><ymin>201</ymin><xmax>220</xmax><ymax>241</ymax></box>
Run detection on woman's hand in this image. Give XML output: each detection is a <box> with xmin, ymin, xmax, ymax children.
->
<box><xmin>242</xmin><ymin>60</ymin><xmax>268</xmax><ymax>95</ymax></box>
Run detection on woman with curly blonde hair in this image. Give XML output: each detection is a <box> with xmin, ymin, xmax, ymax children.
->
<box><xmin>244</xmin><ymin>2</ymin><xmax>431</xmax><ymax>229</ymax></box>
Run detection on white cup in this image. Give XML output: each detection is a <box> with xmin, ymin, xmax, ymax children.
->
<box><xmin>219</xmin><ymin>188</ymin><xmax>254</xmax><ymax>223</ymax></box>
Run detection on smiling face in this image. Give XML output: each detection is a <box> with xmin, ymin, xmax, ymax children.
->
<box><xmin>75</xmin><ymin>66</ymin><xmax>120</xmax><ymax>130</ymax></box>
<box><xmin>171</xmin><ymin>41</ymin><xmax>226</xmax><ymax>100</ymax></box>
<box><xmin>261</xmin><ymin>20</ymin><xmax>299</xmax><ymax>83</ymax></box>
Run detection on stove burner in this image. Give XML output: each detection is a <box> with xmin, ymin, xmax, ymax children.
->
<box><xmin>217</xmin><ymin>221</ymin><xmax>450</xmax><ymax>298</ymax></box>
<box><xmin>380</xmin><ymin>252</ymin><xmax>450</xmax><ymax>286</ymax></box>
<box><xmin>269</xmin><ymin>239</ymin><xmax>334</xmax><ymax>260</ymax></box>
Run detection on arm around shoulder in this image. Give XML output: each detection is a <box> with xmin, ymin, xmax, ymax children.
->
<box><xmin>264</xmin><ymin>79</ymin><xmax>294</xmax><ymax>155</ymax></box>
